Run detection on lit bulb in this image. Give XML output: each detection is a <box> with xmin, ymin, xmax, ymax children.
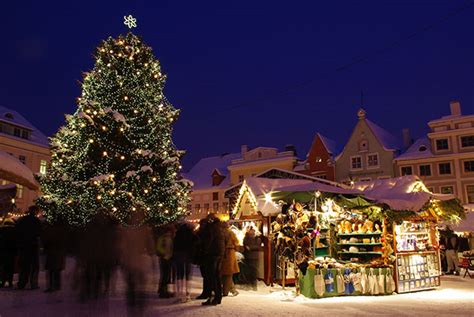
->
<box><xmin>118</xmin><ymin>40</ymin><xmax>124</xmax><ymax>45</ymax></box>
<box><xmin>146</xmin><ymin>207</ymin><xmax>150</xmax><ymax>211</ymax></box>
<box><xmin>136</xmin><ymin>49</ymin><xmax>140</xmax><ymax>53</ymax></box>
<box><xmin>144</xmin><ymin>63</ymin><xmax>148</xmax><ymax>67</ymax></box>
<box><xmin>110</xmin><ymin>190</ymin><xmax>115</xmax><ymax>195</ymax></box>
<box><xmin>146</xmin><ymin>83</ymin><xmax>149</xmax><ymax>87</ymax></box>
<box><xmin>134</xmin><ymin>110</ymin><xmax>138</xmax><ymax>114</ymax></box>
<box><xmin>97</xmin><ymin>195</ymin><xmax>102</xmax><ymax>200</ymax></box>
<box><xmin>154</xmin><ymin>74</ymin><xmax>158</xmax><ymax>79</ymax></box>
<box><xmin>138</xmin><ymin>149</ymin><xmax>142</xmax><ymax>154</ymax></box>
<box><xmin>120</xmin><ymin>156</ymin><xmax>125</xmax><ymax>160</ymax></box>
<box><xmin>109</xmin><ymin>50</ymin><xmax>113</xmax><ymax>54</ymax></box>
<box><xmin>124</xmin><ymin>96</ymin><xmax>129</xmax><ymax>101</ymax></box>
<box><xmin>100</xmin><ymin>48</ymin><xmax>105</xmax><ymax>52</ymax></box>
<box><xmin>118</xmin><ymin>53</ymin><xmax>122</xmax><ymax>57</ymax></box>
<box><xmin>112</xmin><ymin>207</ymin><xmax>117</xmax><ymax>211</ymax></box>
<box><xmin>159</xmin><ymin>203</ymin><xmax>163</xmax><ymax>207</ymax></box>
<box><xmin>93</xmin><ymin>181</ymin><xmax>98</xmax><ymax>185</ymax></box>
<box><xmin>129</xmin><ymin>56</ymin><xmax>133</xmax><ymax>60</ymax></box>
<box><xmin>110</xmin><ymin>174</ymin><xmax>115</xmax><ymax>179</ymax></box>
<box><xmin>148</xmin><ymin>119</ymin><xmax>152</xmax><ymax>123</ymax></box>
<box><xmin>165</xmin><ymin>210</ymin><xmax>169</xmax><ymax>214</ymax></box>
<box><xmin>107</xmin><ymin>63</ymin><xmax>111</xmax><ymax>67</ymax></box>
<box><xmin>102</xmin><ymin>126</ymin><xmax>107</xmax><ymax>131</ymax></box>
<box><xmin>136</xmin><ymin>71</ymin><xmax>140</xmax><ymax>75</ymax></box>
<box><xmin>103</xmin><ymin>151</ymin><xmax>108</xmax><ymax>156</ymax></box>
<box><xmin>89</xmin><ymin>139</ymin><xmax>94</xmax><ymax>143</ymax></box>
<box><xmin>59</xmin><ymin>159</ymin><xmax>63</xmax><ymax>163</ymax></box>
<box><xmin>144</xmin><ymin>189</ymin><xmax>149</xmax><ymax>193</ymax></box>
<box><xmin>132</xmin><ymin>207</ymin><xmax>136</xmax><ymax>211</ymax></box>
<box><xmin>178</xmin><ymin>165</ymin><xmax>182</xmax><ymax>169</ymax></box>
<box><xmin>85</xmin><ymin>109</ymin><xmax>91</xmax><ymax>113</ymax></box>
<box><xmin>152</xmin><ymin>177</ymin><xmax>157</xmax><ymax>182</ymax></box>
<box><xmin>93</xmin><ymin>111</ymin><xmax>97</xmax><ymax>115</ymax></box>
<box><xmin>80</xmin><ymin>123</ymin><xmax>85</xmax><ymax>127</ymax></box>
<box><xmin>120</xmin><ymin>127</ymin><xmax>124</xmax><ymax>132</ymax></box>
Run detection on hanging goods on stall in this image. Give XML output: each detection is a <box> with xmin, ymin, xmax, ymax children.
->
<box><xmin>324</xmin><ymin>270</ymin><xmax>335</xmax><ymax>293</ymax></box>
<box><xmin>377</xmin><ymin>268</ymin><xmax>385</xmax><ymax>293</ymax></box>
<box><xmin>360</xmin><ymin>269</ymin><xmax>369</xmax><ymax>294</ymax></box>
<box><xmin>343</xmin><ymin>268</ymin><xmax>355</xmax><ymax>294</ymax></box>
<box><xmin>314</xmin><ymin>270</ymin><xmax>325</xmax><ymax>296</ymax></box>
<box><xmin>385</xmin><ymin>270</ymin><xmax>396</xmax><ymax>293</ymax></box>
<box><xmin>336</xmin><ymin>269</ymin><xmax>345</xmax><ymax>294</ymax></box>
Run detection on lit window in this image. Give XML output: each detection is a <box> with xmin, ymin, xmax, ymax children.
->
<box><xmin>213</xmin><ymin>202</ymin><xmax>219</xmax><ymax>212</ymax></box>
<box><xmin>461</xmin><ymin>136</ymin><xmax>474</xmax><ymax>148</ymax></box>
<box><xmin>438</xmin><ymin>163</ymin><xmax>451</xmax><ymax>175</ymax></box>
<box><xmin>194</xmin><ymin>204</ymin><xmax>200</xmax><ymax>213</ymax></box>
<box><xmin>435</xmin><ymin>139</ymin><xmax>449</xmax><ymax>151</ymax></box>
<box><xmin>238</xmin><ymin>175</ymin><xmax>244</xmax><ymax>183</ymax></box>
<box><xmin>315</xmin><ymin>156</ymin><xmax>322</xmax><ymax>163</ymax></box>
<box><xmin>419</xmin><ymin>165</ymin><xmax>431</xmax><ymax>177</ymax></box>
<box><xmin>40</xmin><ymin>160</ymin><xmax>47</xmax><ymax>175</ymax></box>
<box><xmin>464</xmin><ymin>161</ymin><xmax>474</xmax><ymax>173</ymax></box>
<box><xmin>222</xmin><ymin>202</ymin><xmax>229</xmax><ymax>211</ymax></box>
<box><xmin>204</xmin><ymin>203</ymin><xmax>210</xmax><ymax>212</ymax></box>
<box><xmin>212</xmin><ymin>192</ymin><xmax>219</xmax><ymax>201</ymax></box>
<box><xmin>367</xmin><ymin>154</ymin><xmax>379</xmax><ymax>167</ymax></box>
<box><xmin>401</xmin><ymin>166</ymin><xmax>412</xmax><ymax>176</ymax></box>
<box><xmin>16</xmin><ymin>184</ymin><xmax>23</xmax><ymax>199</ymax></box>
<box><xmin>440</xmin><ymin>186</ymin><xmax>454</xmax><ymax>194</ymax></box>
<box><xmin>351</xmin><ymin>156</ymin><xmax>362</xmax><ymax>169</ymax></box>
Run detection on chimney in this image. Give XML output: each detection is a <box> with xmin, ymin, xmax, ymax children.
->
<box><xmin>450</xmin><ymin>100</ymin><xmax>462</xmax><ymax>116</ymax></box>
<box><xmin>357</xmin><ymin>108</ymin><xmax>366</xmax><ymax>120</ymax></box>
<box><xmin>284</xmin><ymin>144</ymin><xmax>297</xmax><ymax>156</ymax></box>
<box><xmin>402</xmin><ymin>128</ymin><xmax>412</xmax><ymax>149</ymax></box>
<box><xmin>241</xmin><ymin>145</ymin><xmax>248</xmax><ymax>157</ymax></box>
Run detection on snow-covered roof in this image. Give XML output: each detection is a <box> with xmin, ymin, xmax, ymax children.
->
<box><xmin>185</xmin><ymin>153</ymin><xmax>240</xmax><ymax>190</ymax></box>
<box><xmin>366</xmin><ymin>119</ymin><xmax>401</xmax><ymax>151</ymax></box>
<box><xmin>444</xmin><ymin>212</ymin><xmax>474</xmax><ymax>232</ymax></box>
<box><xmin>353</xmin><ymin>175</ymin><xmax>454</xmax><ymax>212</ymax></box>
<box><xmin>0</xmin><ymin>105</ymin><xmax>49</xmax><ymax>147</ymax></box>
<box><xmin>0</xmin><ymin>150</ymin><xmax>39</xmax><ymax>190</ymax></box>
<box><xmin>244</xmin><ymin>177</ymin><xmax>313</xmax><ymax>197</ymax></box>
<box><xmin>318</xmin><ymin>133</ymin><xmax>339</xmax><ymax>155</ymax></box>
<box><xmin>396</xmin><ymin>137</ymin><xmax>434</xmax><ymax>160</ymax></box>
<box><xmin>273</xmin><ymin>181</ymin><xmax>359</xmax><ymax>195</ymax></box>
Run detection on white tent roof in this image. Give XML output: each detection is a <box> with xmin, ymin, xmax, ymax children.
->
<box><xmin>353</xmin><ymin>175</ymin><xmax>454</xmax><ymax>211</ymax></box>
<box><xmin>0</xmin><ymin>150</ymin><xmax>39</xmax><ymax>190</ymax></box>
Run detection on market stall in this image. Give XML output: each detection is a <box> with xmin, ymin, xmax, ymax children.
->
<box><xmin>266</xmin><ymin>176</ymin><xmax>464</xmax><ymax>298</ymax></box>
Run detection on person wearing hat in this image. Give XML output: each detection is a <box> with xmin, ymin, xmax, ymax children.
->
<box><xmin>0</xmin><ymin>218</ymin><xmax>16</xmax><ymax>287</ymax></box>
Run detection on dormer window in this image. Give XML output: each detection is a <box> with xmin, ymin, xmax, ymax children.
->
<box><xmin>4</xmin><ymin>113</ymin><xmax>13</xmax><ymax>120</ymax></box>
<box><xmin>418</xmin><ymin>145</ymin><xmax>427</xmax><ymax>152</ymax></box>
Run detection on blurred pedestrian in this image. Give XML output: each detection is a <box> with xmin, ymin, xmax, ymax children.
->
<box><xmin>42</xmin><ymin>218</ymin><xmax>67</xmax><ymax>292</ymax></box>
<box><xmin>16</xmin><ymin>206</ymin><xmax>42</xmax><ymax>290</ymax></box>
<box><xmin>195</xmin><ymin>218</ymin><xmax>211</xmax><ymax>300</ymax></box>
<box><xmin>445</xmin><ymin>226</ymin><xmax>460</xmax><ymax>275</ymax></box>
<box><xmin>221</xmin><ymin>223</ymin><xmax>240</xmax><ymax>297</ymax></box>
<box><xmin>0</xmin><ymin>218</ymin><xmax>16</xmax><ymax>288</ymax></box>
<box><xmin>172</xmin><ymin>221</ymin><xmax>196</xmax><ymax>302</ymax></box>
<box><xmin>156</xmin><ymin>224</ymin><xmax>174</xmax><ymax>298</ymax></box>
<box><xmin>201</xmin><ymin>214</ymin><xmax>225</xmax><ymax>306</ymax></box>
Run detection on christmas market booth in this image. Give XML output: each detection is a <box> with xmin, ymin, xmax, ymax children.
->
<box><xmin>267</xmin><ymin>176</ymin><xmax>465</xmax><ymax>298</ymax></box>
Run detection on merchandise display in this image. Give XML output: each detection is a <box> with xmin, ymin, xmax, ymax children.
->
<box><xmin>395</xmin><ymin>252</ymin><xmax>440</xmax><ymax>293</ymax></box>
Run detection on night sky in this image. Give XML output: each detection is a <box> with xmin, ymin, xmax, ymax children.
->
<box><xmin>2</xmin><ymin>0</ymin><xmax>473</xmax><ymax>169</ymax></box>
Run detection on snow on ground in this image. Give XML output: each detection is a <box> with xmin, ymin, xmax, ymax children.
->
<box><xmin>0</xmin><ymin>257</ymin><xmax>473</xmax><ymax>317</ymax></box>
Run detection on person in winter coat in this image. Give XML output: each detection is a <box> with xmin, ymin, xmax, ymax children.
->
<box><xmin>0</xmin><ymin>218</ymin><xmax>17</xmax><ymax>288</ymax></box>
<box><xmin>16</xmin><ymin>206</ymin><xmax>42</xmax><ymax>290</ymax></box>
<box><xmin>195</xmin><ymin>218</ymin><xmax>211</xmax><ymax>300</ymax></box>
<box><xmin>221</xmin><ymin>224</ymin><xmax>240</xmax><ymax>297</ymax></box>
<box><xmin>200</xmin><ymin>214</ymin><xmax>225</xmax><ymax>305</ymax></box>
<box><xmin>172</xmin><ymin>221</ymin><xmax>196</xmax><ymax>302</ymax></box>
<box><xmin>445</xmin><ymin>227</ymin><xmax>460</xmax><ymax>275</ymax></box>
<box><xmin>42</xmin><ymin>219</ymin><xmax>67</xmax><ymax>292</ymax></box>
<box><xmin>243</xmin><ymin>226</ymin><xmax>260</xmax><ymax>290</ymax></box>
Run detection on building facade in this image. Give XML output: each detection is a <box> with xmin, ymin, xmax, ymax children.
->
<box><xmin>395</xmin><ymin>101</ymin><xmax>474</xmax><ymax>209</ymax></box>
<box><xmin>0</xmin><ymin>106</ymin><xmax>50</xmax><ymax>212</ymax></box>
<box><xmin>297</xmin><ymin>133</ymin><xmax>338</xmax><ymax>181</ymax></box>
<box><xmin>335</xmin><ymin>109</ymin><xmax>401</xmax><ymax>183</ymax></box>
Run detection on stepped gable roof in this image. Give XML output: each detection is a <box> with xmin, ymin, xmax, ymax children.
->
<box><xmin>0</xmin><ymin>105</ymin><xmax>49</xmax><ymax>147</ymax></box>
<box><xmin>184</xmin><ymin>152</ymin><xmax>240</xmax><ymax>190</ymax></box>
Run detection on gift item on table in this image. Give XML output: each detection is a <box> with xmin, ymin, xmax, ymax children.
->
<box><xmin>385</xmin><ymin>270</ymin><xmax>396</xmax><ymax>294</ymax></box>
<box><xmin>336</xmin><ymin>270</ymin><xmax>345</xmax><ymax>294</ymax></box>
<box><xmin>343</xmin><ymin>268</ymin><xmax>355</xmax><ymax>294</ymax></box>
<box><xmin>368</xmin><ymin>268</ymin><xmax>379</xmax><ymax>295</ymax></box>
<box><xmin>324</xmin><ymin>270</ymin><xmax>335</xmax><ymax>293</ymax></box>
<box><xmin>360</xmin><ymin>269</ymin><xmax>369</xmax><ymax>294</ymax></box>
<box><xmin>377</xmin><ymin>269</ymin><xmax>385</xmax><ymax>294</ymax></box>
<box><xmin>314</xmin><ymin>271</ymin><xmax>325</xmax><ymax>296</ymax></box>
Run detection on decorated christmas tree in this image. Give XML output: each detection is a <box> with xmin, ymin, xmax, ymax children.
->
<box><xmin>36</xmin><ymin>16</ymin><xmax>191</xmax><ymax>226</ymax></box>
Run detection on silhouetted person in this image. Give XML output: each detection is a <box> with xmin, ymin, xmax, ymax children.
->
<box><xmin>42</xmin><ymin>219</ymin><xmax>67</xmax><ymax>292</ymax></box>
<box><xmin>195</xmin><ymin>218</ymin><xmax>211</xmax><ymax>300</ymax></box>
<box><xmin>172</xmin><ymin>221</ymin><xmax>196</xmax><ymax>302</ymax></box>
<box><xmin>445</xmin><ymin>227</ymin><xmax>460</xmax><ymax>275</ymax></box>
<box><xmin>0</xmin><ymin>218</ymin><xmax>16</xmax><ymax>287</ymax></box>
<box><xmin>243</xmin><ymin>227</ymin><xmax>260</xmax><ymax>290</ymax></box>
<box><xmin>16</xmin><ymin>206</ymin><xmax>42</xmax><ymax>289</ymax></box>
<box><xmin>201</xmin><ymin>214</ymin><xmax>225</xmax><ymax>305</ymax></box>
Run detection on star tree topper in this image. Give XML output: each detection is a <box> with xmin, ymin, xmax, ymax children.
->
<box><xmin>124</xmin><ymin>15</ymin><xmax>137</xmax><ymax>29</ymax></box>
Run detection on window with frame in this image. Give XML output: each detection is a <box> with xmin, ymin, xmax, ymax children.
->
<box><xmin>464</xmin><ymin>160</ymin><xmax>474</xmax><ymax>173</ymax></box>
<box><xmin>401</xmin><ymin>166</ymin><xmax>413</xmax><ymax>176</ymax></box>
<box><xmin>212</xmin><ymin>192</ymin><xmax>219</xmax><ymax>201</ymax></box>
<box><xmin>435</xmin><ymin>139</ymin><xmax>449</xmax><ymax>151</ymax></box>
<box><xmin>13</xmin><ymin>128</ymin><xmax>21</xmax><ymax>137</ymax></box>
<box><xmin>213</xmin><ymin>202</ymin><xmax>219</xmax><ymax>212</ymax></box>
<box><xmin>16</xmin><ymin>184</ymin><xmax>23</xmax><ymax>199</ymax></box>
<box><xmin>315</xmin><ymin>156</ymin><xmax>322</xmax><ymax>163</ymax></box>
<box><xmin>460</xmin><ymin>135</ymin><xmax>474</xmax><ymax>148</ymax></box>
<box><xmin>440</xmin><ymin>186</ymin><xmax>454</xmax><ymax>194</ymax></box>
<box><xmin>222</xmin><ymin>202</ymin><xmax>229</xmax><ymax>211</ymax></box>
<box><xmin>367</xmin><ymin>154</ymin><xmax>379</xmax><ymax>168</ymax></box>
<box><xmin>419</xmin><ymin>164</ymin><xmax>431</xmax><ymax>177</ymax></box>
<box><xmin>351</xmin><ymin>156</ymin><xmax>362</xmax><ymax>170</ymax></box>
<box><xmin>194</xmin><ymin>204</ymin><xmax>200</xmax><ymax>213</ymax></box>
<box><xmin>40</xmin><ymin>160</ymin><xmax>47</xmax><ymax>175</ymax></box>
<box><xmin>204</xmin><ymin>203</ymin><xmax>210</xmax><ymax>212</ymax></box>
<box><xmin>19</xmin><ymin>155</ymin><xmax>26</xmax><ymax>165</ymax></box>
<box><xmin>21</xmin><ymin>130</ymin><xmax>29</xmax><ymax>139</ymax></box>
<box><xmin>238</xmin><ymin>175</ymin><xmax>244</xmax><ymax>183</ymax></box>
<box><xmin>467</xmin><ymin>185</ymin><xmax>474</xmax><ymax>204</ymax></box>
<box><xmin>359</xmin><ymin>177</ymin><xmax>372</xmax><ymax>182</ymax></box>
<box><xmin>438</xmin><ymin>162</ymin><xmax>451</xmax><ymax>175</ymax></box>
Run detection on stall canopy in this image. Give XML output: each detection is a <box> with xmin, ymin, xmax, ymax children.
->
<box><xmin>0</xmin><ymin>150</ymin><xmax>39</xmax><ymax>190</ymax></box>
<box><xmin>353</xmin><ymin>175</ymin><xmax>455</xmax><ymax>212</ymax></box>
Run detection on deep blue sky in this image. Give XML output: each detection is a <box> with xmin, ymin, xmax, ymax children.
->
<box><xmin>2</xmin><ymin>0</ymin><xmax>473</xmax><ymax>169</ymax></box>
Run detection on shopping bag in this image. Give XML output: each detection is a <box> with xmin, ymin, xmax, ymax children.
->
<box><xmin>336</xmin><ymin>270</ymin><xmax>345</xmax><ymax>294</ymax></box>
<box><xmin>324</xmin><ymin>270</ymin><xmax>335</xmax><ymax>293</ymax></box>
<box><xmin>314</xmin><ymin>271</ymin><xmax>325</xmax><ymax>297</ymax></box>
<box><xmin>343</xmin><ymin>268</ymin><xmax>355</xmax><ymax>294</ymax></box>
<box><xmin>368</xmin><ymin>268</ymin><xmax>379</xmax><ymax>295</ymax></box>
<box><xmin>377</xmin><ymin>269</ymin><xmax>385</xmax><ymax>294</ymax></box>
<box><xmin>360</xmin><ymin>269</ymin><xmax>369</xmax><ymax>294</ymax></box>
<box><xmin>385</xmin><ymin>269</ymin><xmax>396</xmax><ymax>294</ymax></box>
<box><xmin>352</xmin><ymin>272</ymin><xmax>362</xmax><ymax>293</ymax></box>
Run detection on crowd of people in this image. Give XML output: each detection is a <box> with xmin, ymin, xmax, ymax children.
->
<box><xmin>0</xmin><ymin>207</ymin><xmax>262</xmax><ymax>309</ymax></box>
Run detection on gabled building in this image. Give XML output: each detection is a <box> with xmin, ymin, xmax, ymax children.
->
<box><xmin>335</xmin><ymin>108</ymin><xmax>401</xmax><ymax>183</ymax></box>
<box><xmin>297</xmin><ymin>133</ymin><xmax>339</xmax><ymax>181</ymax></box>
<box><xmin>0</xmin><ymin>105</ymin><xmax>50</xmax><ymax>211</ymax></box>
<box><xmin>395</xmin><ymin>101</ymin><xmax>474</xmax><ymax>210</ymax></box>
